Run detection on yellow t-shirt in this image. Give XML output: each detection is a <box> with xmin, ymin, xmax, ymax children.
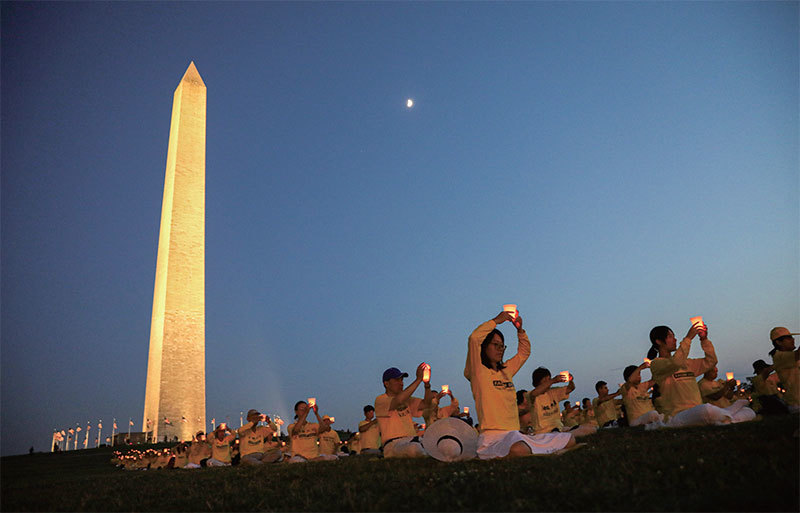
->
<box><xmin>592</xmin><ymin>397</ymin><xmax>618</xmax><ymax>426</ymax></box>
<box><xmin>562</xmin><ymin>408</ymin><xmax>580</xmax><ymax>427</ymax></box>
<box><xmin>650</xmin><ymin>337</ymin><xmax>718</xmax><ymax>418</ymax></box>
<box><xmin>773</xmin><ymin>350</ymin><xmax>799</xmax><ymax>406</ymax></box>
<box><xmin>237</xmin><ymin>422</ymin><xmax>274</xmax><ymax>456</ymax></box>
<box><xmin>188</xmin><ymin>440</ymin><xmax>211</xmax><ymax>464</ymax></box>
<box><xmin>752</xmin><ymin>374</ymin><xmax>778</xmax><ymax>396</ymax></box>
<box><xmin>437</xmin><ymin>397</ymin><xmax>460</xmax><ymax>419</ymax></box>
<box><xmin>529</xmin><ymin>387</ymin><xmax>569</xmax><ymax>434</ymax></box>
<box><xmin>288</xmin><ymin>422</ymin><xmax>320</xmax><ymax>459</ymax></box>
<box><xmin>464</xmin><ymin>320</ymin><xmax>530</xmax><ymax>432</ymax></box>
<box><xmin>173</xmin><ymin>451</ymin><xmax>189</xmax><ymax>468</ymax></box>
<box><xmin>698</xmin><ymin>378</ymin><xmax>731</xmax><ymax>408</ymax></box>
<box><xmin>580</xmin><ymin>408</ymin><xmax>598</xmax><ymax>427</ymax></box>
<box><xmin>349</xmin><ymin>436</ymin><xmax>360</xmax><ymax>454</ymax></box>
<box><xmin>211</xmin><ymin>434</ymin><xmax>235</xmax><ymax>463</ymax></box>
<box><xmin>358</xmin><ymin>420</ymin><xmax>381</xmax><ymax>450</ymax></box>
<box><xmin>622</xmin><ymin>382</ymin><xmax>656</xmax><ymax>421</ymax></box>
<box><xmin>374</xmin><ymin>393</ymin><xmax>421</xmax><ymax>440</ymax></box>
<box><xmin>318</xmin><ymin>429</ymin><xmax>340</xmax><ymax>455</ymax></box>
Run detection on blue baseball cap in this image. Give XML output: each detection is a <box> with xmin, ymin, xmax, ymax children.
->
<box><xmin>382</xmin><ymin>367</ymin><xmax>409</xmax><ymax>382</ymax></box>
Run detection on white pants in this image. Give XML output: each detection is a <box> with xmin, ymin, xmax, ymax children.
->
<box><xmin>240</xmin><ymin>450</ymin><xmax>283</xmax><ymax>465</ymax></box>
<box><xmin>383</xmin><ymin>437</ymin><xmax>427</xmax><ymax>458</ymax></box>
<box><xmin>629</xmin><ymin>410</ymin><xmax>664</xmax><ymax>427</ymax></box>
<box><xmin>184</xmin><ymin>462</ymin><xmax>202</xmax><ymax>469</ymax></box>
<box><xmin>667</xmin><ymin>401</ymin><xmax>756</xmax><ymax>428</ymax></box>
<box><xmin>288</xmin><ymin>453</ymin><xmax>339</xmax><ymax>463</ymax></box>
<box><xmin>477</xmin><ymin>430</ymin><xmax>572</xmax><ymax>459</ymax></box>
<box><xmin>206</xmin><ymin>458</ymin><xmax>230</xmax><ymax>467</ymax></box>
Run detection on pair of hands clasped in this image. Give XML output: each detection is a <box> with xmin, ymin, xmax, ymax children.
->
<box><xmin>493</xmin><ymin>310</ymin><xmax>524</xmax><ymax>331</ymax></box>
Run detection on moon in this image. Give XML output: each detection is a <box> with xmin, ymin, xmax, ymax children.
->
<box><xmin>406</xmin><ymin>98</ymin><xmax>414</xmax><ymax>108</ymax></box>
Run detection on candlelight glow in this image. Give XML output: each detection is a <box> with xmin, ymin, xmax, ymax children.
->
<box><xmin>442</xmin><ymin>385</ymin><xmax>449</xmax><ymax>393</ymax></box>
<box><xmin>423</xmin><ymin>364</ymin><xmax>431</xmax><ymax>383</ymax></box>
<box><xmin>503</xmin><ymin>304</ymin><xmax>517</xmax><ymax>319</ymax></box>
<box><xmin>308</xmin><ymin>397</ymin><xmax>316</xmax><ymax>407</ymax></box>
<box><xmin>406</xmin><ymin>98</ymin><xmax>413</xmax><ymax>108</ymax></box>
<box><xmin>559</xmin><ymin>371</ymin><xmax>570</xmax><ymax>381</ymax></box>
<box><xmin>690</xmin><ymin>316</ymin><xmax>704</xmax><ymax>328</ymax></box>
<box><xmin>643</xmin><ymin>358</ymin><xmax>651</xmax><ymax>364</ymax></box>
<box><xmin>464</xmin><ymin>407</ymin><xmax>469</xmax><ymax>414</ymax></box>
<box><xmin>725</xmin><ymin>372</ymin><xmax>734</xmax><ymax>381</ymax></box>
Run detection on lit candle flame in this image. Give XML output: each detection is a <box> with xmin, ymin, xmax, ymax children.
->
<box><xmin>442</xmin><ymin>385</ymin><xmax>449</xmax><ymax>394</ymax></box>
<box><xmin>725</xmin><ymin>372</ymin><xmax>734</xmax><ymax>381</ymax></box>
<box><xmin>690</xmin><ymin>316</ymin><xmax>705</xmax><ymax>328</ymax></box>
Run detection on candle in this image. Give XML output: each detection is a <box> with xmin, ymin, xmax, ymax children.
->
<box><xmin>308</xmin><ymin>397</ymin><xmax>316</xmax><ymax>408</ymax></box>
<box><xmin>329</xmin><ymin>416</ymin><xmax>335</xmax><ymax>423</ymax></box>
<box><xmin>464</xmin><ymin>407</ymin><xmax>469</xmax><ymax>414</ymax></box>
<box><xmin>442</xmin><ymin>385</ymin><xmax>449</xmax><ymax>394</ymax></box>
<box><xmin>690</xmin><ymin>316</ymin><xmax>705</xmax><ymax>328</ymax></box>
<box><xmin>643</xmin><ymin>358</ymin><xmax>651</xmax><ymax>364</ymax></box>
<box><xmin>423</xmin><ymin>364</ymin><xmax>431</xmax><ymax>383</ymax></box>
<box><xmin>725</xmin><ymin>372</ymin><xmax>734</xmax><ymax>381</ymax></box>
<box><xmin>736</xmin><ymin>380</ymin><xmax>741</xmax><ymax>386</ymax></box>
<box><xmin>503</xmin><ymin>304</ymin><xmax>517</xmax><ymax>319</ymax></box>
<box><xmin>559</xmin><ymin>371</ymin><xmax>570</xmax><ymax>381</ymax></box>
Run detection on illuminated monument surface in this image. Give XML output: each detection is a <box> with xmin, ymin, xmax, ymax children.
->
<box><xmin>143</xmin><ymin>62</ymin><xmax>206</xmax><ymax>442</ymax></box>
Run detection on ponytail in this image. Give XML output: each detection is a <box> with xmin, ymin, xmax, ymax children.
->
<box><xmin>647</xmin><ymin>346</ymin><xmax>658</xmax><ymax>360</ymax></box>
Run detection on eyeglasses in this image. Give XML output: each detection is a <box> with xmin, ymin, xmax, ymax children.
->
<box><xmin>489</xmin><ymin>342</ymin><xmax>507</xmax><ymax>351</ymax></box>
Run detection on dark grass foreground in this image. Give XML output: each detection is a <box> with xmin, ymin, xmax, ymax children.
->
<box><xmin>2</xmin><ymin>415</ymin><xmax>798</xmax><ymax>512</ymax></box>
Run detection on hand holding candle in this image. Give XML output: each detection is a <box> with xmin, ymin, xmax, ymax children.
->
<box><xmin>308</xmin><ymin>397</ymin><xmax>316</xmax><ymax>409</ymax></box>
<box><xmin>725</xmin><ymin>372</ymin><xmax>734</xmax><ymax>381</ymax></box>
<box><xmin>422</xmin><ymin>364</ymin><xmax>431</xmax><ymax>383</ymax></box>
<box><xmin>442</xmin><ymin>385</ymin><xmax>449</xmax><ymax>394</ymax></box>
<box><xmin>559</xmin><ymin>371</ymin><xmax>571</xmax><ymax>382</ymax></box>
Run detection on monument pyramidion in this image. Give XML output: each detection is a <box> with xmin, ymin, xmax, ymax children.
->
<box><xmin>143</xmin><ymin>62</ymin><xmax>206</xmax><ymax>443</ymax></box>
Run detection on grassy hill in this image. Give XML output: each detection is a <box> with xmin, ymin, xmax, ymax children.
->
<box><xmin>2</xmin><ymin>415</ymin><xmax>797</xmax><ymax>512</ymax></box>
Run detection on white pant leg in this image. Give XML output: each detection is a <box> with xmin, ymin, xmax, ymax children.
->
<box><xmin>240</xmin><ymin>453</ymin><xmax>264</xmax><ymax>465</ymax></box>
<box><xmin>384</xmin><ymin>437</ymin><xmax>427</xmax><ymax>458</ymax></box>
<box><xmin>723</xmin><ymin>399</ymin><xmax>756</xmax><ymax>423</ymax></box>
<box><xmin>184</xmin><ymin>462</ymin><xmax>201</xmax><ymax>469</ymax></box>
<box><xmin>477</xmin><ymin>430</ymin><xmax>572</xmax><ymax>459</ymax></box>
<box><xmin>667</xmin><ymin>404</ymin><xmax>732</xmax><ymax>428</ymax></box>
<box><xmin>313</xmin><ymin>453</ymin><xmax>339</xmax><ymax>461</ymax></box>
<box><xmin>630</xmin><ymin>410</ymin><xmax>663</xmax><ymax>427</ymax></box>
<box><xmin>288</xmin><ymin>455</ymin><xmax>308</xmax><ymax>463</ymax></box>
<box><xmin>206</xmin><ymin>458</ymin><xmax>230</xmax><ymax>467</ymax></box>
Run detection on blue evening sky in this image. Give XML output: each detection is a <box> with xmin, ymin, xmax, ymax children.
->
<box><xmin>1</xmin><ymin>1</ymin><xmax>797</xmax><ymax>456</ymax></box>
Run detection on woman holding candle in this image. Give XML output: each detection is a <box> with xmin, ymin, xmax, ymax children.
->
<box><xmin>464</xmin><ymin>310</ymin><xmax>575</xmax><ymax>458</ymax></box>
<box><xmin>287</xmin><ymin>400</ymin><xmax>337</xmax><ymax>462</ymax></box>
<box><xmin>648</xmin><ymin>322</ymin><xmax>755</xmax><ymax>427</ymax></box>
<box><xmin>621</xmin><ymin>363</ymin><xmax>664</xmax><ymax>428</ymax></box>
<box><xmin>529</xmin><ymin>367</ymin><xmax>596</xmax><ymax>437</ymax></box>
<box><xmin>207</xmin><ymin>424</ymin><xmax>236</xmax><ymax>466</ymax></box>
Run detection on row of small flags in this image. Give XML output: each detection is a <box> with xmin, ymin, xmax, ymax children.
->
<box><xmin>52</xmin><ymin>413</ymin><xmax>285</xmax><ymax>451</ymax></box>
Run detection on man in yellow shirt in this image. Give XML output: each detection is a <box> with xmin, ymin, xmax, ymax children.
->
<box><xmin>237</xmin><ymin>409</ymin><xmax>281</xmax><ymax>465</ymax></box>
<box><xmin>318</xmin><ymin>415</ymin><xmax>341</xmax><ymax>456</ymax></box>
<box><xmin>207</xmin><ymin>424</ymin><xmax>236</xmax><ymax>466</ymax></box>
<box><xmin>592</xmin><ymin>381</ymin><xmax>622</xmax><ymax>428</ymax></box>
<box><xmin>357</xmin><ymin>405</ymin><xmax>381</xmax><ymax>455</ymax></box>
<box><xmin>769</xmin><ymin>327</ymin><xmax>800</xmax><ymax>413</ymax></box>
<box><xmin>185</xmin><ymin>431</ymin><xmax>211</xmax><ymax>469</ymax></box>
<box><xmin>375</xmin><ymin>365</ymin><xmax>428</xmax><ymax>458</ymax></box>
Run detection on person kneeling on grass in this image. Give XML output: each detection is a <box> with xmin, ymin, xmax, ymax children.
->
<box><xmin>528</xmin><ymin>367</ymin><xmax>596</xmax><ymax>437</ymax></box>
<box><xmin>465</xmin><ymin>310</ymin><xmax>575</xmax><ymax>459</ymax></box>
<box><xmin>648</xmin><ymin>321</ymin><xmax>755</xmax><ymax>427</ymax></box>
<box><xmin>238</xmin><ymin>409</ymin><xmax>282</xmax><ymax>465</ymax></box>
<box><xmin>375</xmin><ymin>365</ymin><xmax>428</xmax><ymax>458</ymax></box>
<box><xmin>287</xmin><ymin>400</ymin><xmax>338</xmax><ymax>463</ymax></box>
<box><xmin>621</xmin><ymin>362</ymin><xmax>665</xmax><ymax>428</ymax></box>
<box><xmin>207</xmin><ymin>424</ymin><xmax>237</xmax><ymax>467</ymax></box>
<box><xmin>593</xmin><ymin>381</ymin><xmax>622</xmax><ymax>428</ymax></box>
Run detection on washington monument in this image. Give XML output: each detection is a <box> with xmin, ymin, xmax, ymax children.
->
<box><xmin>143</xmin><ymin>62</ymin><xmax>206</xmax><ymax>442</ymax></box>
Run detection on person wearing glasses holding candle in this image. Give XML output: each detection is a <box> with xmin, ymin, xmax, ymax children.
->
<box><xmin>529</xmin><ymin>367</ymin><xmax>596</xmax><ymax>437</ymax></box>
<box><xmin>648</xmin><ymin>322</ymin><xmax>754</xmax><ymax>426</ymax></box>
<box><xmin>621</xmin><ymin>363</ymin><xmax>664</xmax><ymax>428</ymax></box>
<box><xmin>287</xmin><ymin>400</ymin><xmax>337</xmax><ymax>462</ymax></box>
<box><xmin>769</xmin><ymin>327</ymin><xmax>800</xmax><ymax>413</ymax></box>
<box><xmin>358</xmin><ymin>405</ymin><xmax>381</xmax><ymax>455</ymax></box>
<box><xmin>465</xmin><ymin>310</ymin><xmax>575</xmax><ymax>458</ymax></box>
<box><xmin>375</xmin><ymin>364</ymin><xmax>428</xmax><ymax>458</ymax></box>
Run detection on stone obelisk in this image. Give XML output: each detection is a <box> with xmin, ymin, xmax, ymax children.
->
<box><xmin>143</xmin><ymin>62</ymin><xmax>206</xmax><ymax>443</ymax></box>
